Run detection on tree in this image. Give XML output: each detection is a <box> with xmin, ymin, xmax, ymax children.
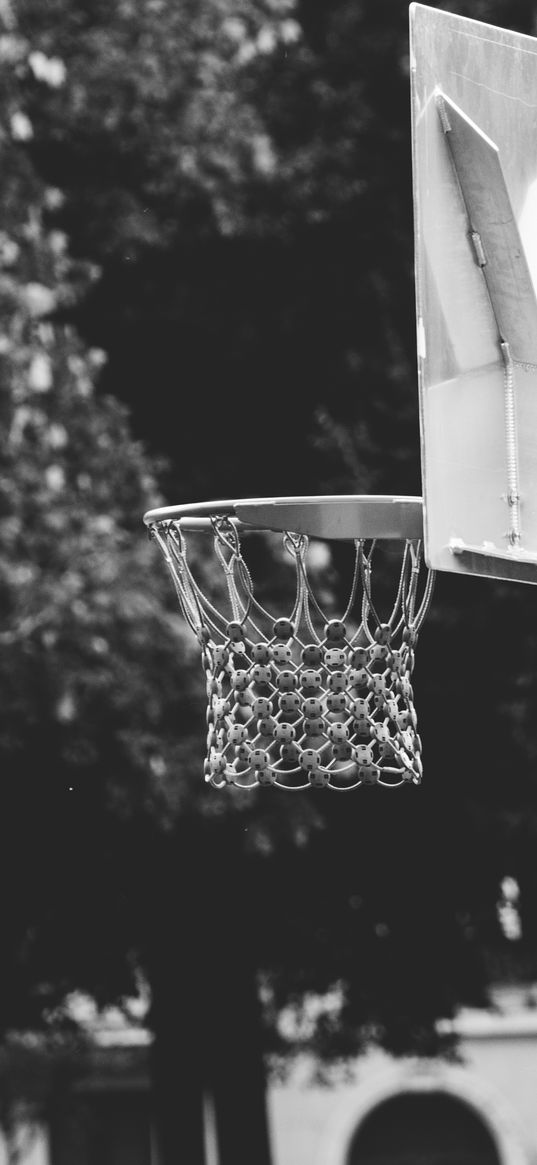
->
<box><xmin>0</xmin><ymin>10</ymin><xmax>232</xmax><ymax>1160</ymax></box>
<box><xmin>4</xmin><ymin>1</ymin><xmax>537</xmax><ymax>1162</ymax></box>
<box><xmin>0</xmin><ymin>24</ymin><xmax>316</xmax><ymax>1159</ymax></box>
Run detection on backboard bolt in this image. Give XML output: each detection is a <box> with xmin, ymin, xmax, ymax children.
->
<box><xmin>435</xmin><ymin>91</ymin><xmax>452</xmax><ymax>133</ymax></box>
<box><xmin>471</xmin><ymin>231</ymin><xmax>487</xmax><ymax>267</ymax></box>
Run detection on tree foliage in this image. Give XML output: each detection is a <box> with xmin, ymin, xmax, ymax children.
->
<box><xmin>2</xmin><ymin>0</ymin><xmax>537</xmax><ymax>1105</ymax></box>
<box><xmin>0</xmin><ymin>1</ymin><xmax>216</xmax><ymax>1032</ymax></box>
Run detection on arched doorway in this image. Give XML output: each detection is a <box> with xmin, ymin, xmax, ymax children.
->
<box><xmin>347</xmin><ymin>1090</ymin><xmax>501</xmax><ymax>1165</ymax></box>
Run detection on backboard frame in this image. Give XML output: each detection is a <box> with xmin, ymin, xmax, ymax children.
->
<box><xmin>410</xmin><ymin>3</ymin><xmax>537</xmax><ymax>584</ymax></box>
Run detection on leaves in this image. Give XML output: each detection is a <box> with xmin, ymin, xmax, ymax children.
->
<box><xmin>3</xmin><ymin>0</ymin><xmax>537</xmax><ymax>1074</ymax></box>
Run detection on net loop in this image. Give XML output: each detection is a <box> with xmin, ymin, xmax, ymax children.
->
<box><xmin>212</xmin><ymin>516</ymin><xmax>254</xmax><ymax>625</ymax></box>
<box><xmin>147</xmin><ymin>515</ymin><xmax>435</xmax><ymax>791</ymax></box>
<box><xmin>282</xmin><ymin>533</ymin><xmax>314</xmax><ymax>633</ymax></box>
<box><xmin>360</xmin><ymin>539</ymin><xmax>409</xmax><ymax>641</ymax></box>
<box><xmin>150</xmin><ymin>523</ymin><xmax>207</xmax><ymax>640</ymax></box>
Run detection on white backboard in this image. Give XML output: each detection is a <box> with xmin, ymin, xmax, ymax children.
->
<box><xmin>410</xmin><ymin>3</ymin><xmax>537</xmax><ymax>583</ymax></box>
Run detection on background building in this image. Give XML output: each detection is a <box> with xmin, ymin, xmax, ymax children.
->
<box><xmin>5</xmin><ymin>985</ymin><xmax>537</xmax><ymax>1165</ymax></box>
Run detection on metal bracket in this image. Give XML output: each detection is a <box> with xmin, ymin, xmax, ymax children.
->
<box><xmin>435</xmin><ymin>89</ymin><xmax>537</xmax><ymax>366</ymax></box>
<box><xmin>436</xmin><ymin>89</ymin><xmax>533</xmax><ymax>549</ymax></box>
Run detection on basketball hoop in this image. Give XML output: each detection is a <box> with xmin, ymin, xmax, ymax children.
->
<box><xmin>143</xmin><ymin>496</ymin><xmax>435</xmax><ymax>791</ymax></box>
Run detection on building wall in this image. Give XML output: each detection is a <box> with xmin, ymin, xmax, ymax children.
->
<box><xmin>5</xmin><ymin>993</ymin><xmax>537</xmax><ymax>1165</ymax></box>
<box><xmin>268</xmin><ymin>1001</ymin><xmax>537</xmax><ymax>1165</ymax></box>
<box><xmin>0</xmin><ymin>1127</ymin><xmax>48</xmax><ymax>1165</ymax></box>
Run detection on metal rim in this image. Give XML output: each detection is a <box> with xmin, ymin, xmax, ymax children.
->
<box><xmin>143</xmin><ymin>495</ymin><xmax>424</xmax><ymax>541</ymax></box>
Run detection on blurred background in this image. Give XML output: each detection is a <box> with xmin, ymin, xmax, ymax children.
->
<box><xmin>2</xmin><ymin>0</ymin><xmax>537</xmax><ymax>1162</ymax></box>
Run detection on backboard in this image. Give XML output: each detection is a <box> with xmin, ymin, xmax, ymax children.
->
<box><xmin>410</xmin><ymin>4</ymin><xmax>537</xmax><ymax>583</ymax></box>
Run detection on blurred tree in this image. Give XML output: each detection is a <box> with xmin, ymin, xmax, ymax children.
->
<box><xmin>0</xmin><ymin>18</ymin><xmax>322</xmax><ymax>1163</ymax></box>
<box><xmin>16</xmin><ymin>0</ymin><xmax>422</xmax><ymax>502</ymax></box>
<box><xmin>0</xmin><ymin>9</ymin><xmax>248</xmax><ymax>1161</ymax></box>
<box><xmin>3</xmin><ymin>0</ymin><xmax>537</xmax><ymax>1163</ymax></box>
